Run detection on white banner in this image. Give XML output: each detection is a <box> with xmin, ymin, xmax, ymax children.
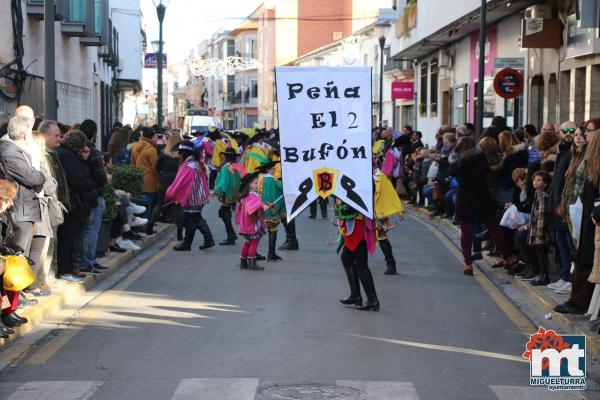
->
<box><xmin>275</xmin><ymin>66</ymin><xmax>373</xmax><ymax>220</ymax></box>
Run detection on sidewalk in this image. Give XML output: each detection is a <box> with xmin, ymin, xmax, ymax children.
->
<box><xmin>408</xmin><ymin>205</ymin><xmax>600</xmax><ymax>357</ymax></box>
<box><xmin>0</xmin><ymin>223</ymin><xmax>176</xmax><ymax>348</ymax></box>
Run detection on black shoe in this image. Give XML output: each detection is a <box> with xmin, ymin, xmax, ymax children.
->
<box><xmin>256</xmin><ymin>253</ymin><xmax>266</xmax><ymax>261</ymax></box>
<box><xmin>219</xmin><ymin>239</ymin><xmax>236</xmax><ymax>246</ymax></box>
<box><xmin>507</xmin><ymin>262</ymin><xmax>526</xmax><ymax>276</ymax></box>
<box><xmin>2</xmin><ymin>315</ymin><xmax>22</xmax><ymax>328</ymax></box>
<box><xmin>123</xmin><ymin>231</ymin><xmax>144</xmax><ymax>241</ymax></box>
<box><xmin>554</xmin><ymin>301</ymin><xmax>586</xmax><ymax>315</ymax></box>
<box><xmin>517</xmin><ymin>271</ymin><xmax>538</xmax><ymax>281</ymax></box>
<box><xmin>93</xmin><ymin>263</ymin><xmax>108</xmax><ymax>271</ymax></box>
<box><xmin>339</xmin><ymin>295</ymin><xmax>362</xmax><ymax>306</ymax></box>
<box><xmin>240</xmin><ymin>258</ymin><xmax>248</xmax><ymax>269</ymax></box>
<box><xmin>472</xmin><ymin>252</ymin><xmax>483</xmax><ymax>261</ymax></box>
<box><xmin>384</xmin><ymin>262</ymin><xmax>397</xmax><ymax>275</ymax></box>
<box><xmin>278</xmin><ymin>240</ymin><xmax>299</xmax><ymax>251</ymax></box>
<box><xmin>267</xmin><ymin>253</ymin><xmax>283</xmax><ymax>262</ymax></box>
<box><xmin>247</xmin><ymin>258</ymin><xmax>264</xmax><ymax>271</ymax></box>
<box><xmin>530</xmin><ymin>276</ymin><xmax>549</xmax><ymax>286</ymax></box>
<box><xmin>173</xmin><ymin>244</ymin><xmax>191</xmax><ymax>251</ymax></box>
<box><xmin>0</xmin><ymin>320</ymin><xmax>14</xmax><ymax>334</ymax></box>
<box><xmin>198</xmin><ymin>240</ymin><xmax>215</xmax><ymax>250</ymax></box>
<box><xmin>357</xmin><ymin>300</ymin><xmax>380</xmax><ymax>311</ymax></box>
<box><xmin>78</xmin><ymin>267</ymin><xmax>102</xmax><ymax>275</ymax></box>
<box><xmin>11</xmin><ymin>312</ymin><xmax>27</xmax><ymax>324</ymax></box>
<box><xmin>109</xmin><ymin>244</ymin><xmax>127</xmax><ymax>253</ymax></box>
<box><xmin>0</xmin><ymin>330</ymin><xmax>8</xmax><ymax>339</ymax></box>
<box><xmin>144</xmin><ymin>225</ymin><xmax>157</xmax><ymax>235</ymax></box>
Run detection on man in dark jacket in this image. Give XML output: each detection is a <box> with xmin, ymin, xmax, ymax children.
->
<box><xmin>0</xmin><ymin>116</ymin><xmax>45</xmax><ymax>252</ymax></box>
<box><xmin>76</xmin><ymin>120</ymin><xmax>108</xmax><ymax>274</ymax></box>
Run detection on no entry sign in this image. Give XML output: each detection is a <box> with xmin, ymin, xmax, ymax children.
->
<box><xmin>493</xmin><ymin>68</ymin><xmax>524</xmax><ymax>99</ymax></box>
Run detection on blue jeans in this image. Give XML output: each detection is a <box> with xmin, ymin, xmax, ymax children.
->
<box><xmin>74</xmin><ymin>197</ymin><xmax>105</xmax><ymax>269</ymax></box>
<box><xmin>554</xmin><ymin>230</ymin><xmax>575</xmax><ymax>282</ymax></box>
<box><xmin>142</xmin><ymin>193</ymin><xmax>156</xmax><ymax>219</ymax></box>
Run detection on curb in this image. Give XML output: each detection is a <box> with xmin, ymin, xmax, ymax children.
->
<box><xmin>408</xmin><ymin>205</ymin><xmax>600</xmax><ymax>358</ymax></box>
<box><xmin>0</xmin><ymin>224</ymin><xmax>176</xmax><ymax>348</ymax></box>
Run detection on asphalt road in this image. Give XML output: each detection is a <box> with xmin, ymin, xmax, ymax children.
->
<box><xmin>0</xmin><ymin>201</ymin><xmax>592</xmax><ymax>400</ymax></box>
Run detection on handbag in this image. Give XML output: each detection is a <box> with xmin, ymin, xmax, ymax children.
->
<box><xmin>47</xmin><ymin>195</ymin><xmax>67</xmax><ymax>227</ymax></box>
<box><xmin>2</xmin><ymin>255</ymin><xmax>36</xmax><ymax>291</ymax></box>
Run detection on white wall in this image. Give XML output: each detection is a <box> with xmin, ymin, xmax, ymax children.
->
<box><xmin>111</xmin><ymin>0</ymin><xmax>143</xmax><ymax>83</ymax></box>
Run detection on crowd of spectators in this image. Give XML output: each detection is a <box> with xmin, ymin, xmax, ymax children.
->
<box><xmin>373</xmin><ymin>116</ymin><xmax>600</xmax><ymax>330</ymax></box>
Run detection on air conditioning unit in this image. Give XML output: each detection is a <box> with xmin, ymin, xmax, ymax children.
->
<box><xmin>524</xmin><ymin>4</ymin><xmax>552</xmax><ymax>19</ymax></box>
<box><xmin>438</xmin><ymin>50</ymin><xmax>453</xmax><ymax>69</ymax></box>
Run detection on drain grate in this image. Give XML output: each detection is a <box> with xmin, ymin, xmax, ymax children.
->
<box><xmin>258</xmin><ymin>383</ymin><xmax>363</xmax><ymax>400</ymax></box>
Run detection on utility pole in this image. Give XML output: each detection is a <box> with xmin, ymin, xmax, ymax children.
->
<box><xmin>476</xmin><ymin>0</ymin><xmax>487</xmax><ymax>137</ymax></box>
<box><xmin>44</xmin><ymin>0</ymin><xmax>57</xmax><ymax>119</ymax></box>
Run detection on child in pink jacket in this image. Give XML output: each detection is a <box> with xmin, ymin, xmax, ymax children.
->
<box><xmin>236</xmin><ymin>171</ymin><xmax>268</xmax><ymax>270</ymax></box>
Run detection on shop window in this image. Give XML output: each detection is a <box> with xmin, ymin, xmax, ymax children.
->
<box><xmin>452</xmin><ymin>84</ymin><xmax>467</xmax><ymax>124</ymax></box>
<box><xmin>430</xmin><ymin>58</ymin><xmax>438</xmax><ymax>117</ymax></box>
<box><xmin>419</xmin><ymin>62</ymin><xmax>428</xmax><ymax>116</ymax></box>
<box><xmin>530</xmin><ymin>75</ymin><xmax>545</xmax><ymax>131</ymax></box>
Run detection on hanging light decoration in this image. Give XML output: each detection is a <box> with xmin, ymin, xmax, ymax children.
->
<box><xmin>185</xmin><ymin>56</ymin><xmax>262</xmax><ymax>79</ymax></box>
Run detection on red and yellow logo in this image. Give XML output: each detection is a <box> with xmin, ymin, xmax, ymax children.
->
<box><xmin>313</xmin><ymin>167</ymin><xmax>338</xmax><ymax>199</ymax></box>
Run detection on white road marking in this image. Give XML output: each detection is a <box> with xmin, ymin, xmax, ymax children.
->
<box><xmin>170</xmin><ymin>378</ymin><xmax>260</xmax><ymax>400</ymax></box>
<box><xmin>336</xmin><ymin>380</ymin><xmax>419</xmax><ymax>400</ymax></box>
<box><xmin>6</xmin><ymin>381</ymin><xmax>103</xmax><ymax>400</ymax></box>
<box><xmin>490</xmin><ymin>385</ymin><xmax>587</xmax><ymax>399</ymax></box>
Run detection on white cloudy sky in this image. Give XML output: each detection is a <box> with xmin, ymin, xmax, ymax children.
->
<box><xmin>140</xmin><ymin>0</ymin><xmax>263</xmax><ymax>64</ymax></box>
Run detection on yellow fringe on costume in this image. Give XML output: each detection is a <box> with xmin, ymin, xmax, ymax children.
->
<box><xmin>374</xmin><ymin>172</ymin><xmax>404</xmax><ymax>219</ymax></box>
<box><xmin>211</xmin><ymin>138</ymin><xmax>239</xmax><ymax>169</ymax></box>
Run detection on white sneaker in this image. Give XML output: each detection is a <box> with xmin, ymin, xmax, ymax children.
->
<box><xmin>130</xmin><ymin>217</ymin><xmax>148</xmax><ymax>228</ymax></box>
<box><xmin>555</xmin><ymin>281</ymin><xmax>572</xmax><ymax>294</ymax></box>
<box><xmin>116</xmin><ymin>238</ymin><xmax>141</xmax><ymax>251</ymax></box>
<box><xmin>547</xmin><ymin>279</ymin><xmax>567</xmax><ymax>290</ymax></box>
<box><xmin>132</xmin><ymin>203</ymin><xmax>146</xmax><ymax>215</ymax></box>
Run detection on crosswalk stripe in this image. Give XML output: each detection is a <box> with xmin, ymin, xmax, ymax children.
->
<box><xmin>336</xmin><ymin>380</ymin><xmax>419</xmax><ymax>400</ymax></box>
<box><xmin>6</xmin><ymin>381</ymin><xmax>103</xmax><ymax>400</ymax></box>
<box><xmin>170</xmin><ymin>378</ymin><xmax>259</xmax><ymax>400</ymax></box>
<box><xmin>490</xmin><ymin>385</ymin><xmax>587</xmax><ymax>400</ymax></box>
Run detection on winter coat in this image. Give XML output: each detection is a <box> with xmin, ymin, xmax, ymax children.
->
<box><xmin>44</xmin><ymin>149</ymin><xmax>70</xmax><ymax>211</ymax></box>
<box><xmin>134</xmin><ymin>138</ymin><xmax>159</xmax><ymax>193</ymax></box>
<box><xmin>0</xmin><ymin>140</ymin><xmax>45</xmax><ymax>222</ymax></box>
<box><xmin>454</xmin><ymin>150</ymin><xmax>495</xmax><ymax>219</ymax></box>
<box><xmin>32</xmin><ymin>156</ymin><xmax>58</xmax><ymax>238</ymax></box>
<box><xmin>56</xmin><ymin>145</ymin><xmax>100</xmax><ymax>218</ymax></box>
<box><xmin>588</xmin><ymin>226</ymin><xmax>600</xmax><ymax>284</ymax></box>
<box><xmin>87</xmin><ymin>141</ymin><xmax>108</xmax><ymax>196</ymax></box>
<box><xmin>547</xmin><ymin>144</ymin><xmax>572</xmax><ymax>231</ymax></box>
<box><xmin>577</xmin><ymin>179</ymin><xmax>599</xmax><ymax>267</ymax></box>
<box><xmin>156</xmin><ymin>152</ymin><xmax>180</xmax><ymax>188</ymax></box>
<box><xmin>527</xmin><ymin>189</ymin><xmax>550</xmax><ymax>246</ymax></box>
<box><xmin>236</xmin><ymin>191</ymin><xmax>266</xmax><ymax>236</ymax></box>
<box><xmin>112</xmin><ymin>147</ymin><xmax>131</xmax><ymax>166</ymax></box>
<box><xmin>483</xmin><ymin>152</ymin><xmax>504</xmax><ymax>199</ymax></box>
<box><xmin>498</xmin><ymin>148</ymin><xmax>528</xmax><ymax>201</ymax></box>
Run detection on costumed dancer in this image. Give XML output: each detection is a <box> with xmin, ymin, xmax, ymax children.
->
<box><xmin>242</xmin><ymin>129</ymin><xmax>271</xmax><ymax>174</ymax></box>
<box><xmin>210</xmin><ymin>130</ymin><xmax>239</xmax><ymax>189</ymax></box>
<box><xmin>236</xmin><ymin>172</ymin><xmax>268</xmax><ymax>271</ymax></box>
<box><xmin>213</xmin><ymin>148</ymin><xmax>245</xmax><ymax>245</ymax></box>
<box><xmin>374</xmin><ymin>166</ymin><xmax>405</xmax><ymax>275</ymax></box>
<box><xmin>166</xmin><ymin>141</ymin><xmax>215</xmax><ymax>252</ymax></box>
<box><xmin>257</xmin><ymin>161</ymin><xmax>284</xmax><ymax>262</ymax></box>
<box><xmin>336</xmin><ymin>200</ymin><xmax>380</xmax><ymax>311</ymax></box>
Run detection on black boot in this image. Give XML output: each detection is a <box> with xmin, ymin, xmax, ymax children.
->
<box><xmin>174</xmin><ymin>227</ymin><xmax>194</xmax><ymax>251</ymax></box>
<box><xmin>340</xmin><ymin>264</ymin><xmax>362</xmax><ymax>306</ymax></box>
<box><xmin>2</xmin><ymin>313</ymin><xmax>23</xmax><ymax>328</ymax></box>
<box><xmin>279</xmin><ymin>220</ymin><xmax>299</xmax><ymax>250</ymax></box>
<box><xmin>197</xmin><ymin>217</ymin><xmax>215</xmax><ymax>250</ymax></box>
<box><xmin>240</xmin><ymin>258</ymin><xmax>248</xmax><ymax>269</ymax></box>
<box><xmin>319</xmin><ymin>198</ymin><xmax>328</xmax><ymax>219</ymax></box>
<box><xmin>267</xmin><ymin>231</ymin><xmax>282</xmax><ymax>262</ymax></box>
<box><xmin>380</xmin><ymin>240</ymin><xmax>397</xmax><ymax>275</ymax></box>
<box><xmin>256</xmin><ymin>253</ymin><xmax>266</xmax><ymax>261</ymax></box>
<box><xmin>176</xmin><ymin>226</ymin><xmax>184</xmax><ymax>242</ymax></box>
<box><xmin>248</xmin><ymin>258</ymin><xmax>264</xmax><ymax>271</ymax></box>
<box><xmin>145</xmin><ymin>223</ymin><xmax>156</xmax><ymax>235</ymax></box>
<box><xmin>0</xmin><ymin>318</ymin><xmax>14</xmax><ymax>335</ymax></box>
<box><xmin>356</xmin><ymin>267</ymin><xmax>380</xmax><ymax>311</ymax></box>
<box><xmin>219</xmin><ymin>206</ymin><xmax>237</xmax><ymax>245</ymax></box>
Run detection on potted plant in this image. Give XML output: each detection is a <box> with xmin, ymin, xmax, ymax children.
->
<box><xmin>406</xmin><ymin>0</ymin><xmax>417</xmax><ymax>31</ymax></box>
<box><xmin>111</xmin><ymin>165</ymin><xmax>144</xmax><ymax>199</ymax></box>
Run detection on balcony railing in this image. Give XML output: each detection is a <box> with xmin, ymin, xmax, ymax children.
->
<box><xmin>395</xmin><ymin>1</ymin><xmax>417</xmax><ymax>38</ymax></box>
<box><xmin>27</xmin><ymin>0</ymin><xmax>69</xmax><ymax>20</ymax></box>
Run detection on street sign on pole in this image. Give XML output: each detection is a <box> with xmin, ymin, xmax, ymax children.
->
<box><xmin>494</xmin><ymin>58</ymin><xmax>525</xmax><ymax>69</ymax></box>
<box><xmin>493</xmin><ymin>68</ymin><xmax>524</xmax><ymax>99</ymax></box>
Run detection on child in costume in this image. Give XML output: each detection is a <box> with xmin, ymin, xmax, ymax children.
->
<box><xmin>243</xmin><ymin>129</ymin><xmax>272</xmax><ymax>174</ymax></box>
<box><xmin>336</xmin><ymin>200</ymin><xmax>380</xmax><ymax>311</ymax></box>
<box><xmin>236</xmin><ymin>172</ymin><xmax>268</xmax><ymax>270</ymax></box>
<box><xmin>257</xmin><ymin>161</ymin><xmax>284</xmax><ymax>262</ymax></box>
<box><xmin>374</xmin><ymin>166</ymin><xmax>405</xmax><ymax>275</ymax></box>
<box><xmin>166</xmin><ymin>141</ymin><xmax>215</xmax><ymax>252</ymax></box>
<box><xmin>213</xmin><ymin>148</ymin><xmax>245</xmax><ymax>245</ymax></box>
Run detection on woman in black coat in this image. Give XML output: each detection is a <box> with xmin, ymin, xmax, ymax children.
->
<box><xmin>454</xmin><ymin>138</ymin><xmax>517</xmax><ymax>275</ymax></box>
<box><xmin>56</xmin><ymin>131</ymin><xmax>99</xmax><ymax>282</ymax></box>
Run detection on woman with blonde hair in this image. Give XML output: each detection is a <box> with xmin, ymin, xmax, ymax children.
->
<box><xmin>555</xmin><ymin>131</ymin><xmax>600</xmax><ymax>314</ymax></box>
<box><xmin>146</xmin><ymin>129</ymin><xmax>183</xmax><ymax>236</ymax></box>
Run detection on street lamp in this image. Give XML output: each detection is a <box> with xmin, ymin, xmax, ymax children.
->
<box><xmin>376</xmin><ymin>21</ymin><xmax>390</xmax><ymax>128</ymax></box>
<box><xmin>153</xmin><ymin>0</ymin><xmax>171</xmax><ymax>128</ymax></box>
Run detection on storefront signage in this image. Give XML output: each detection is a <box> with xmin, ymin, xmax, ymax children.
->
<box><xmin>494</xmin><ymin>58</ymin><xmax>524</xmax><ymax>69</ymax></box>
<box><xmin>144</xmin><ymin>53</ymin><xmax>168</xmax><ymax>68</ymax></box>
<box><xmin>391</xmin><ymin>81</ymin><xmax>414</xmax><ymax>100</ymax></box>
<box><xmin>493</xmin><ymin>68</ymin><xmax>524</xmax><ymax>99</ymax></box>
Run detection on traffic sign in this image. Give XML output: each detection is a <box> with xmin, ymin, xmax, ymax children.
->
<box><xmin>494</xmin><ymin>57</ymin><xmax>524</xmax><ymax>69</ymax></box>
<box><xmin>493</xmin><ymin>68</ymin><xmax>524</xmax><ymax>99</ymax></box>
